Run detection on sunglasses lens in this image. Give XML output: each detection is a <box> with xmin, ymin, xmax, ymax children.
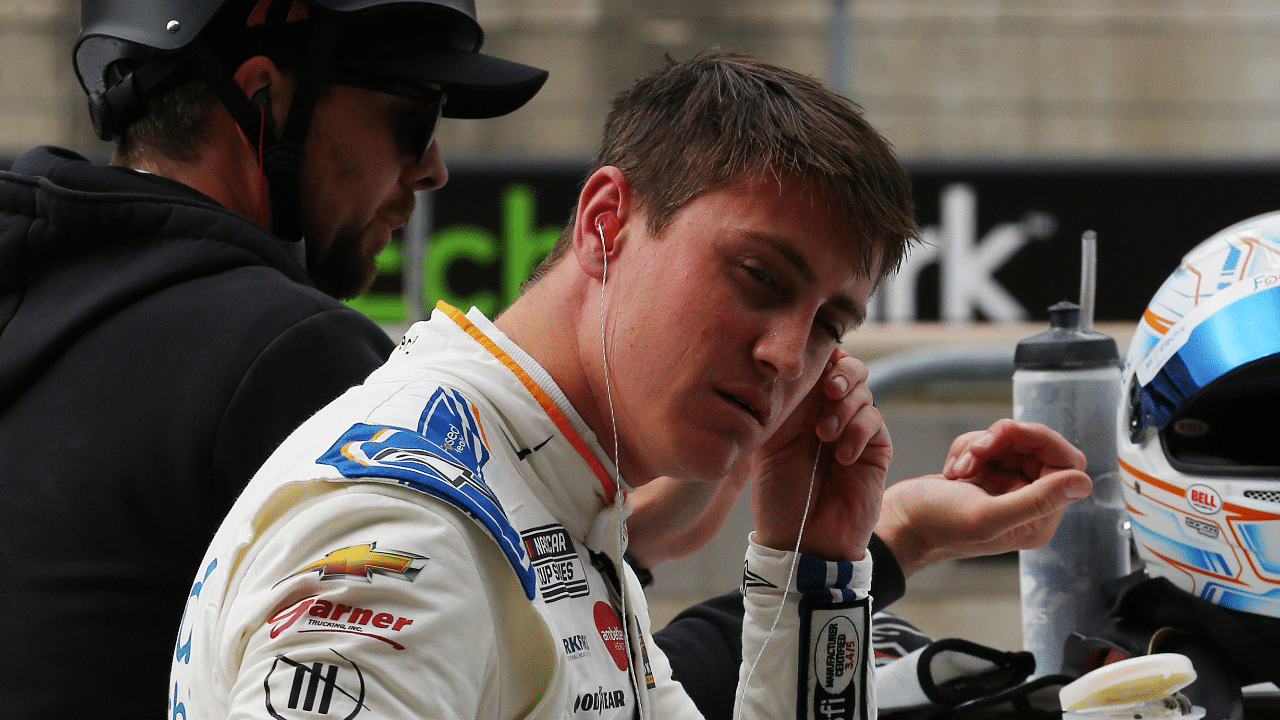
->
<box><xmin>415</xmin><ymin>98</ymin><xmax>444</xmax><ymax>165</ymax></box>
<box><xmin>332</xmin><ymin>72</ymin><xmax>445</xmax><ymax>165</ymax></box>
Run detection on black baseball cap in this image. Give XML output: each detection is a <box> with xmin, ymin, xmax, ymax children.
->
<box><xmin>329</xmin><ymin>6</ymin><xmax>548</xmax><ymax>119</ymax></box>
<box><xmin>75</xmin><ymin>0</ymin><xmax>548</xmax><ymax>138</ymax></box>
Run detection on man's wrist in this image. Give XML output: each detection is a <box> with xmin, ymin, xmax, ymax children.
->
<box><xmin>875</xmin><ymin>488</ymin><xmax>926</xmax><ymax>576</ymax></box>
<box><xmin>745</xmin><ymin>534</ymin><xmax>873</xmax><ymax>592</ymax></box>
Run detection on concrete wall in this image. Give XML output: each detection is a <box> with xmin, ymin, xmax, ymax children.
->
<box><xmin>0</xmin><ymin>1</ymin><xmax>85</xmax><ymax>154</ymax></box>
<box><xmin>12</xmin><ymin>1</ymin><xmax>1280</xmax><ymax>163</ymax></box>
<box><xmin>434</xmin><ymin>0</ymin><xmax>1280</xmax><ymax>161</ymax></box>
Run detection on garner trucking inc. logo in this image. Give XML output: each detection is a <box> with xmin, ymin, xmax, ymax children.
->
<box><xmin>522</xmin><ymin>524</ymin><xmax>589</xmax><ymax>603</ymax></box>
<box><xmin>269</xmin><ymin>595</ymin><xmax>417</xmax><ymax>650</ymax></box>
<box><xmin>279</xmin><ymin>543</ymin><xmax>428</xmax><ymax>585</ymax></box>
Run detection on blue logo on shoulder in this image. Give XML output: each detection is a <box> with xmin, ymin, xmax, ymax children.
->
<box><xmin>317</xmin><ymin>387</ymin><xmax>535</xmax><ymax>599</ymax></box>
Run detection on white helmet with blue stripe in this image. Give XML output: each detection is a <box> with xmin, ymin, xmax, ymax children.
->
<box><xmin>1119</xmin><ymin>211</ymin><xmax>1280</xmax><ymax>618</ymax></box>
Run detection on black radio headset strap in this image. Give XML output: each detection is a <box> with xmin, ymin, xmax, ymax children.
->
<box><xmin>182</xmin><ymin>9</ymin><xmax>340</xmax><ymax>244</ymax></box>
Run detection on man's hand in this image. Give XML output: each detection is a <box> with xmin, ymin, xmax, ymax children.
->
<box><xmin>750</xmin><ymin>350</ymin><xmax>890</xmax><ymax>561</ymax></box>
<box><xmin>875</xmin><ymin>419</ymin><xmax>1091</xmax><ymax>577</ymax></box>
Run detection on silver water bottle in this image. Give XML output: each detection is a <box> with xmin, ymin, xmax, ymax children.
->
<box><xmin>1013</xmin><ymin>234</ymin><xmax>1129</xmax><ymax>676</ymax></box>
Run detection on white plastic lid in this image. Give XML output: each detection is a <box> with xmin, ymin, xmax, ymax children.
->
<box><xmin>1060</xmin><ymin>654</ymin><xmax>1197</xmax><ymax>713</ymax></box>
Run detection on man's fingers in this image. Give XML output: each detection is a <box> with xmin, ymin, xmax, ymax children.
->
<box><xmin>816</xmin><ymin>381</ymin><xmax>874</xmax><ymax>443</ymax></box>
<box><xmin>943</xmin><ymin>430</ymin><xmax>986</xmax><ymax>476</ymax></box>
<box><xmin>979</xmin><ymin>468</ymin><xmax>1092</xmax><ymax>530</ymax></box>
<box><xmin>834</xmin><ymin>402</ymin><xmax>885</xmax><ymax>465</ymax></box>
<box><xmin>948</xmin><ymin>419</ymin><xmax>1087</xmax><ymax>478</ymax></box>
<box><xmin>978</xmin><ymin>419</ymin><xmax>1087</xmax><ymax>469</ymax></box>
<box><xmin>823</xmin><ymin>352</ymin><xmax>868</xmax><ymax>400</ymax></box>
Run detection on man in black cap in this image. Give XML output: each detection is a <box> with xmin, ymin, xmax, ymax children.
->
<box><xmin>0</xmin><ymin>1</ymin><xmax>545</xmax><ymax>717</ymax></box>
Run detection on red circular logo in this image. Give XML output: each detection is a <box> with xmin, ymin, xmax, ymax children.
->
<box><xmin>1187</xmin><ymin>484</ymin><xmax>1222</xmax><ymax>515</ymax></box>
<box><xmin>593</xmin><ymin>601</ymin><xmax>629</xmax><ymax>671</ymax></box>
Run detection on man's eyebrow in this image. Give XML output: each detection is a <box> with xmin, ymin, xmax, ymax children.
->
<box><xmin>740</xmin><ymin>230</ymin><xmax>867</xmax><ymax>327</ymax></box>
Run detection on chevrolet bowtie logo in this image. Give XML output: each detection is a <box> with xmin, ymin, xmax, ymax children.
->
<box><xmin>282</xmin><ymin>543</ymin><xmax>428</xmax><ymax>585</ymax></box>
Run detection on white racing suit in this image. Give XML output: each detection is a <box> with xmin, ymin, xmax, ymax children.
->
<box><xmin>170</xmin><ymin>303</ymin><xmax>874</xmax><ymax>720</ymax></box>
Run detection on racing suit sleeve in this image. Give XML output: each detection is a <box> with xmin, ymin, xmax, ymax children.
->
<box><xmin>650</xmin><ymin>536</ymin><xmax>891</xmax><ymax>720</ymax></box>
<box><xmin>736</xmin><ymin>539</ymin><xmax>874</xmax><ymax>720</ymax></box>
<box><xmin>651</xmin><ymin>531</ymin><xmax>902</xmax><ymax>712</ymax></box>
<box><xmin>203</xmin><ymin>486</ymin><xmax>557</xmax><ymax>720</ymax></box>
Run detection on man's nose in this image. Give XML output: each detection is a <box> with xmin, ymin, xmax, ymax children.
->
<box><xmin>753</xmin><ymin>315</ymin><xmax>808</xmax><ymax>381</ymax></box>
<box><xmin>406</xmin><ymin>138</ymin><xmax>448</xmax><ymax>192</ymax></box>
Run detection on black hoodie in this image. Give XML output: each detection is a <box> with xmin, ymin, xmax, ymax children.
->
<box><xmin>0</xmin><ymin>147</ymin><xmax>394</xmax><ymax>718</ymax></box>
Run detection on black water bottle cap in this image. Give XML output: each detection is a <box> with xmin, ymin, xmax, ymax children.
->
<box><xmin>1014</xmin><ymin>301</ymin><xmax>1120</xmax><ymax>370</ymax></box>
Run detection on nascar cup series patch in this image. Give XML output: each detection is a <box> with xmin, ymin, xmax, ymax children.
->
<box><xmin>521</xmin><ymin>524</ymin><xmax>590</xmax><ymax>603</ymax></box>
<box><xmin>317</xmin><ymin>387</ymin><xmax>536</xmax><ymax>599</ymax></box>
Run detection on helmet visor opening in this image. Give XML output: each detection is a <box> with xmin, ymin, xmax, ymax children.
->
<box><xmin>1162</xmin><ymin>354</ymin><xmax>1280</xmax><ymax>474</ymax></box>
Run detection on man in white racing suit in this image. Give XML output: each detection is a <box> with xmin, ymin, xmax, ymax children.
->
<box><xmin>171</xmin><ymin>51</ymin><xmax>921</xmax><ymax>720</ymax></box>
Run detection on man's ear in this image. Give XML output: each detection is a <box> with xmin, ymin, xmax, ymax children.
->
<box><xmin>232</xmin><ymin>56</ymin><xmax>291</xmax><ymax>142</ymax></box>
<box><xmin>571</xmin><ymin>166</ymin><xmax>632</xmax><ymax>281</ymax></box>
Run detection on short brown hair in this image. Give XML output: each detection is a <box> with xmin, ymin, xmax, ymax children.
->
<box><xmin>526</xmin><ymin>50</ymin><xmax>919</xmax><ymax>288</ymax></box>
<box><xmin>112</xmin><ymin>79</ymin><xmax>216</xmax><ymax>167</ymax></box>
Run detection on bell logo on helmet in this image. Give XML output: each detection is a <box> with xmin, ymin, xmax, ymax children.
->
<box><xmin>1173</xmin><ymin>418</ymin><xmax>1210</xmax><ymax>437</ymax></box>
<box><xmin>1187</xmin><ymin>484</ymin><xmax>1222</xmax><ymax>515</ymax></box>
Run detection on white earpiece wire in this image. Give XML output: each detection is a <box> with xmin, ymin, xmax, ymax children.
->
<box><xmin>597</xmin><ymin>220</ymin><xmax>620</xmax><ymax>480</ymax></box>
<box><xmin>735</xmin><ymin>441</ymin><xmax>822</xmax><ymax>720</ymax></box>
<box><xmin>598</xmin><ymin>219</ymin><xmax>643</xmax><ymax>716</ymax></box>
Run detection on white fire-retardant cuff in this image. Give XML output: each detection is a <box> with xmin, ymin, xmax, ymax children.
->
<box><xmin>738</xmin><ymin>537</ymin><xmax>875</xmax><ymax>720</ymax></box>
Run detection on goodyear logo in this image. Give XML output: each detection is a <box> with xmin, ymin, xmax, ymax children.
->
<box><xmin>573</xmin><ymin>687</ymin><xmax>626</xmax><ymax>715</ymax></box>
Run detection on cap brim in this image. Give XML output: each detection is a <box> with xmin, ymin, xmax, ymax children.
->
<box><xmin>345</xmin><ymin>46</ymin><xmax>548</xmax><ymax>119</ymax></box>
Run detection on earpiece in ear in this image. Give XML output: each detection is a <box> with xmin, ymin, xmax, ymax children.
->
<box><xmin>251</xmin><ymin>86</ymin><xmax>276</xmax><ymax>136</ymax></box>
<box><xmin>594</xmin><ymin>212</ymin><xmax>619</xmax><ymax>252</ymax></box>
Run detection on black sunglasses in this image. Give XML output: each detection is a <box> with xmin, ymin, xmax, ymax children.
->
<box><xmin>331</xmin><ymin>70</ymin><xmax>446</xmax><ymax>166</ymax></box>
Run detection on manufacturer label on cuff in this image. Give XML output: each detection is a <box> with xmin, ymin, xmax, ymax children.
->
<box><xmin>799</xmin><ymin>596</ymin><xmax>870</xmax><ymax>720</ymax></box>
